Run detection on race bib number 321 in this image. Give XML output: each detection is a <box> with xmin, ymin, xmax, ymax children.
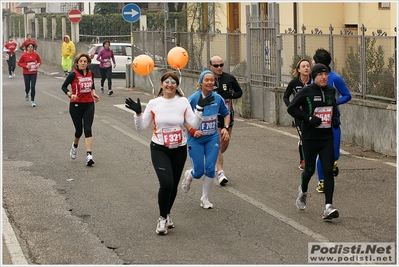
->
<box><xmin>162</xmin><ymin>126</ymin><xmax>183</xmax><ymax>148</ymax></box>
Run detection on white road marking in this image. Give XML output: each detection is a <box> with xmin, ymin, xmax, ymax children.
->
<box><xmin>225</xmin><ymin>187</ymin><xmax>330</xmax><ymax>242</ymax></box>
<box><xmin>111</xmin><ymin>105</ymin><xmax>331</xmax><ymax>242</ymax></box>
<box><xmin>5</xmin><ymin>88</ymin><xmax>394</xmax><ymax>263</ymax></box>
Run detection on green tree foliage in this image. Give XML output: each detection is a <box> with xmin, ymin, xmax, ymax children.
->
<box><xmin>340</xmin><ymin>38</ymin><xmax>395</xmax><ymax>99</ymax></box>
<box><xmin>9</xmin><ymin>14</ymin><xmax>24</xmax><ymax>38</ymax></box>
<box><xmin>93</xmin><ymin>3</ymin><xmax>119</xmax><ymax>15</ymax></box>
<box><xmin>146</xmin><ymin>12</ymin><xmax>187</xmax><ymax>31</ymax></box>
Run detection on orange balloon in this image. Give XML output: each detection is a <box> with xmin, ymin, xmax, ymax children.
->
<box><xmin>167</xmin><ymin>47</ymin><xmax>189</xmax><ymax>69</ymax></box>
<box><xmin>132</xmin><ymin>54</ymin><xmax>154</xmax><ymax>76</ymax></box>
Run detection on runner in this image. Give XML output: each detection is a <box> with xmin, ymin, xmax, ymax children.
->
<box><xmin>17</xmin><ymin>42</ymin><xmax>42</xmax><ymax>107</ymax></box>
<box><xmin>210</xmin><ymin>55</ymin><xmax>243</xmax><ymax>185</ymax></box>
<box><xmin>283</xmin><ymin>59</ymin><xmax>311</xmax><ymax>170</ymax></box>
<box><xmin>61</xmin><ymin>52</ymin><xmax>99</xmax><ymax>166</ymax></box>
<box><xmin>312</xmin><ymin>48</ymin><xmax>352</xmax><ymax>193</ymax></box>
<box><xmin>125</xmin><ymin>71</ymin><xmax>214</xmax><ymax>235</ymax></box>
<box><xmin>287</xmin><ymin>63</ymin><xmax>340</xmax><ymax>220</ymax></box>
<box><xmin>4</xmin><ymin>35</ymin><xmax>18</xmax><ymax>78</ymax></box>
<box><xmin>181</xmin><ymin>70</ymin><xmax>230</xmax><ymax>209</ymax></box>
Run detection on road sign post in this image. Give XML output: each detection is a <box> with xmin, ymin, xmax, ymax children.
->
<box><xmin>122</xmin><ymin>4</ymin><xmax>141</xmax><ymax>88</ymax></box>
<box><xmin>68</xmin><ymin>9</ymin><xmax>82</xmax><ymax>43</ymax></box>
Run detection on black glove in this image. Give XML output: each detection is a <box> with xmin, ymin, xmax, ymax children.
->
<box><xmin>332</xmin><ymin>114</ymin><xmax>340</xmax><ymax>129</ymax></box>
<box><xmin>221</xmin><ymin>91</ymin><xmax>233</xmax><ymax>99</ymax></box>
<box><xmin>125</xmin><ymin>97</ymin><xmax>142</xmax><ymax>114</ymax></box>
<box><xmin>196</xmin><ymin>94</ymin><xmax>215</xmax><ymax>110</ymax></box>
<box><xmin>309</xmin><ymin>116</ymin><xmax>322</xmax><ymax>127</ymax></box>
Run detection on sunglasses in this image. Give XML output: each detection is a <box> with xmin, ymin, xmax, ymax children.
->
<box><xmin>163</xmin><ymin>78</ymin><xmax>177</xmax><ymax>85</ymax></box>
<box><xmin>212</xmin><ymin>63</ymin><xmax>224</xmax><ymax>68</ymax></box>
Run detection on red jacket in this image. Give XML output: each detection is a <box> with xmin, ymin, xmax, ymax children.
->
<box><xmin>17</xmin><ymin>51</ymin><xmax>42</xmax><ymax>75</ymax></box>
<box><xmin>20</xmin><ymin>39</ymin><xmax>38</xmax><ymax>51</ymax></box>
<box><xmin>4</xmin><ymin>41</ymin><xmax>17</xmax><ymax>55</ymax></box>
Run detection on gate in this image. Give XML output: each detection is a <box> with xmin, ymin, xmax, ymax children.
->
<box><xmin>245</xmin><ymin>4</ymin><xmax>281</xmax><ymax>88</ymax></box>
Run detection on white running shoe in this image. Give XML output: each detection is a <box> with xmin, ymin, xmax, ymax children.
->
<box><xmin>70</xmin><ymin>143</ymin><xmax>77</xmax><ymax>159</ymax></box>
<box><xmin>296</xmin><ymin>186</ymin><xmax>307</xmax><ymax>210</ymax></box>
<box><xmin>156</xmin><ymin>216</ymin><xmax>168</xmax><ymax>235</ymax></box>
<box><xmin>200</xmin><ymin>197</ymin><xmax>213</xmax><ymax>209</ymax></box>
<box><xmin>322</xmin><ymin>206</ymin><xmax>339</xmax><ymax>220</ymax></box>
<box><xmin>181</xmin><ymin>170</ymin><xmax>193</xmax><ymax>193</ymax></box>
<box><xmin>12</xmin><ymin>72</ymin><xmax>15</xmax><ymax>77</ymax></box>
<box><xmin>31</xmin><ymin>101</ymin><xmax>36</xmax><ymax>107</ymax></box>
<box><xmin>86</xmin><ymin>154</ymin><xmax>95</xmax><ymax>166</ymax></box>
<box><xmin>166</xmin><ymin>214</ymin><xmax>174</xmax><ymax>228</ymax></box>
<box><xmin>25</xmin><ymin>94</ymin><xmax>29</xmax><ymax>101</ymax></box>
<box><xmin>218</xmin><ymin>171</ymin><xmax>228</xmax><ymax>186</ymax></box>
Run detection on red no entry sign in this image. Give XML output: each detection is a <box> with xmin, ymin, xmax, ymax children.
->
<box><xmin>68</xmin><ymin>9</ymin><xmax>82</xmax><ymax>23</ymax></box>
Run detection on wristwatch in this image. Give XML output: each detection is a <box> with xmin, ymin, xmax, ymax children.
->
<box><xmin>224</xmin><ymin>125</ymin><xmax>229</xmax><ymax>130</ymax></box>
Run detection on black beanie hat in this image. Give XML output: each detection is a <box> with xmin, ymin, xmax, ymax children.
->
<box><xmin>311</xmin><ymin>63</ymin><xmax>329</xmax><ymax>79</ymax></box>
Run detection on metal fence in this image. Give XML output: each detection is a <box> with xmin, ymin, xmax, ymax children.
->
<box><xmin>280</xmin><ymin>24</ymin><xmax>397</xmax><ymax>102</ymax></box>
<box><xmin>6</xmin><ymin>12</ymin><xmax>396</xmax><ymax>102</ymax></box>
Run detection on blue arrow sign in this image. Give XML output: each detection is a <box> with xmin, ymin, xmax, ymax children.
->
<box><xmin>122</xmin><ymin>4</ymin><xmax>141</xmax><ymax>23</ymax></box>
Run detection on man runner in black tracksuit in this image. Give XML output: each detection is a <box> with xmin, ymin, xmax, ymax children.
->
<box><xmin>287</xmin><ymin>63</ymin><xmax>340</xmax><ymax>220</ymax></box>
<box><xmin>210</xmin><ymin>55</ymin><xmax>243</xmax><ymax>186</ymax></box>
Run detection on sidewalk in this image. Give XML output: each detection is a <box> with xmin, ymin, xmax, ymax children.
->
<box><xmin>38</xmin><ymin>59</ymin><xmax>65</xmax><ymax>77</ymax></box>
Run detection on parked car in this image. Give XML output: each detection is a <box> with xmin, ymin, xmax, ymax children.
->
<box><xmin>87</xmin><ymin>43</ymin><xmax>165</xmax><ymax>78</ymax></box>
<box><xmin>87</xmin><ymin>43</ymin><xmax>132</xmax><ymax>78</ymax></box>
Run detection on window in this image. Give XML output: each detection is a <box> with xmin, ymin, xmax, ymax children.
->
<box><xmin>111</xmin><ymin>45</ymin><xmax>124</xmax><ymax>55</ymax></box>
<box><xmin>208</xmin><ymin>3</ymin><xmax>215</xmax><ymax>33</ymax></box>
<box><xmin>379</xmin><ymin>2</ymin><xmax>390</xmax><ymax>9</ymax></box>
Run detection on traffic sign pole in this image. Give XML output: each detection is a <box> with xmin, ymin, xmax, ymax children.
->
<box><xmin>68</xmin><ymin>9</ymin><xmax>82</xmax><ymax>43</ymax></box>
<box><xmin>122</xmin><ymin>4</ymin><xmax>141</xmax><ymax>88</ymax></box>
<box><xmin>134</xmin><ymin>23</ymin><xmax>135</xmax><ymax>88</ymax></box>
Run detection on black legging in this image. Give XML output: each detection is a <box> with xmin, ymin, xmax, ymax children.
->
<box><xmin>295</xmin><ymin>119</ymin><xmax>304</xmax><ymax>161</ymax></box>
<box><xmin>7</xmin><ymin>55</ymin><xmax>16</xmax><ymax>75</ymax></box>
<box><xmin>23</xmin><ymin>74</ymin><xmax>37</xmax><ymax>101</ymax></box>
<box><xmin>150</xmin><ymin>142</ymin><xmax>187</xmax><ymax>218</ymax></box>
<box><xmin>69</xmin><ymin>102</ymin><xmax>95</xmax><ymax>138</ymax></box>
<box><xmin>301</xmin><ymin>138</ymin><xmax>335</xmax><ymax>204</ymax></box>
<box><xmin>100</xmin><ymin>66</ymin><xmax>112</xmax><ymax>90</ymax></box>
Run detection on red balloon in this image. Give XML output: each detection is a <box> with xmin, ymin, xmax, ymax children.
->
<box><xmin>132</xmin><ymin>54</ymin><xmax>154</xmax><ymax>76</ymax></box>
<box><xmin>167</xmin><ymin>47</ymin><xmax>189</xmax><ymax>69</ymax></box>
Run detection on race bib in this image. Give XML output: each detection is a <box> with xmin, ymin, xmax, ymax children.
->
<box><xmin>313</xmin><ymin>106</ymin><xmax>333</xmax><ymax>128</ymax></box>
<box><xmin>104</xmin><ymin>61</ymin><xmax>111</xmax><ymax>68</ymax></box>
<box><xmin>27</xmin><ymin>62</ymin><xmax>36</xmax><ymax>71</ymax></box>
<box><xmin>162</xmin><ymin>126</ymin><xmax>183</xmax><ymax>149</ymax></box>
<box><xmin>200</xmin><ymin>115</ymin><xmax>217</xmax><ymax>135</ymax></box>
<box><xmin>78</xmin><ymin>76</ymin><xmax>93</xmax><ymax>93</ymax></box>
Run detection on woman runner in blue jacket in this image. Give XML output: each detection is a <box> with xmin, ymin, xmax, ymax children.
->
<box><xmin>181</xmin><ymin>70</ymin><xmax>230</xmax><ymax>209</ymax></box>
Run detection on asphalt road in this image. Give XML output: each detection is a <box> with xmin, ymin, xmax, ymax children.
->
<box><xmin>2</xmin><ymin>58</ymin><xmax>397</xmax><ymax>265</ymax></box>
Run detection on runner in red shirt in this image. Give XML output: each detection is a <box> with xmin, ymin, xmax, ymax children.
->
<box><xmin>20</xmin><ymin>34</ymin><xmax>37</xmax><ymax>51</ymax></box>
<box><xmin>61</xmin><ymin>52</ymin><xmax>100</xmax><ymax>167</ymax></box>
<box><xmin>17</xmin><ymin>42</ymin><xmax>42</xmax><ymax>107</ymax></box>
<box><xmin>3</xmin><ymin>36</ymin><xmax>18</xmax><ymax>78</ymax></box>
